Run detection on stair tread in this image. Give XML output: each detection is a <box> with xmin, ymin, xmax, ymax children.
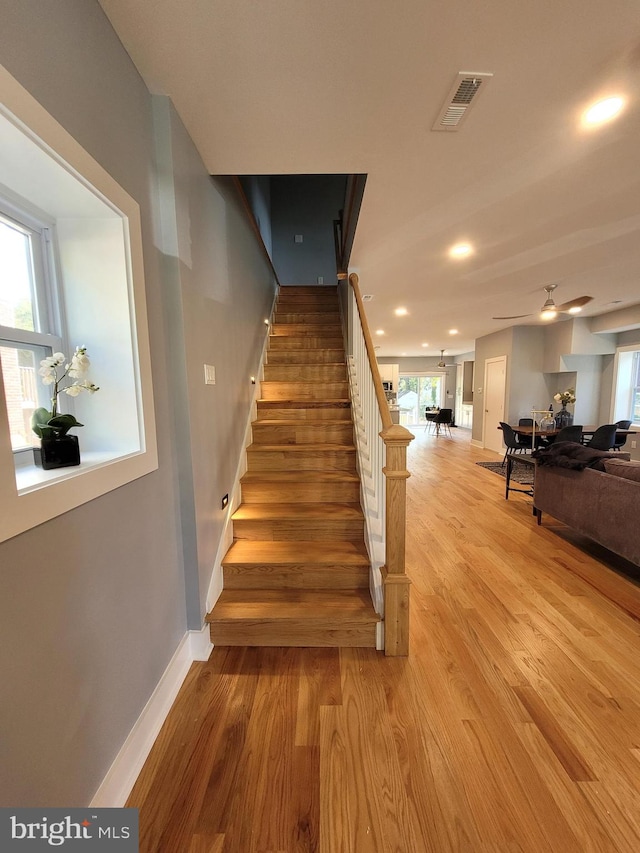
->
<box><xmin>253</xmin><ymin>418</ymin><xmax>353</xmax><ymax>425</ymax></box>
<box><xmin>258</xmin><ymin>399</ymin><xmax>351</xmax><ymax>405</ymax></box>
<box><xmin>232</xmin><ymin>503</ymin><xmax>364</xmax><ymax>521</ymax></box>
<box><xmin>208</xmin><ymin>589</ymin><xmax>377</xmax><ymax>622</ymax></box>
<box><xmin>223</xmin><ymin>539</ymin><xmax>369</xmax><ymax>564</ymax></box>
<box><xmin>241</xmin><ymin>470</ymin><xmax>359</xmax><ymax>482</ymax></box>
<box><xmin>247</xmin><ymin>443</ymin><xmax>355</xmax><ymax>452</ymax></box>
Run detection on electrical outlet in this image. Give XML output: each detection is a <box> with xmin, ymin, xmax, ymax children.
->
<box><xmin>221</xmin><ymin>494</ymin><xmax>229</xmax><ymax>510</ymax></box>
<box><xmin>317</xmin><ymin>276</ymin><xmax>324</xmax><ymax>284</ymax></box>
<box><xmin>204</xmin><ymin>364</ymin><xmax>216</xmax><ymax>385</ymax></box>
<box><xmin>294</xmin><ymin>234</ymin><xmax>303</xmax><ymax>243</ymax></box>
<box><xmin>632</xmin><ymin>440</ymin><xmax>637</xmax><ymax>449</ymax></box>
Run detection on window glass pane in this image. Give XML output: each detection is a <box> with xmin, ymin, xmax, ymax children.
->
<box><xmin>633</xmin><ymin>351</ymin><xmax>640</xmax><ymax>425</ymax></box>
<box><xmin>0</xmin><ymin>217</ymin><xmax>36</xmax><ymax>332</ymax></box>
<box><xmin>397</xmin><ymin>374</ymin><xmax>443</xmax><ymax>425</ymax></box>
<box><xmin>0</xmin><ymin>343</ymin><xmax>49</xmax><ymax>450</ymax></box>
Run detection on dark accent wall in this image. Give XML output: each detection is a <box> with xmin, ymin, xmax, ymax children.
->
<box><xmin>270</xmin><ymin>174</ymin><xmax>347</xmax><ymax>285</ymax></box>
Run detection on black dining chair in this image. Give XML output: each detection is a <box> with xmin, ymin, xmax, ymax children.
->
<box><xmin>433</xmin><ymin>408</ymin><xmax>453</xmax><ymax>437</ymax></box>
<box><xmin>553</xmin><ymin>424</ymin><xmax>584</xmax><ymax>444</ymax></box>
<box><xmin>613</xmin><ymin>419</ymin><xmax>632</xmax><ymax>451</ymax></box>
<box><xmin>424</xmin><ymin>407</ymin><xmax>439</xmax><ymax>432</ymax></box>
<box><xmin>516</xmin><ymin>417</ymin><xmax>544</xmax><ymax>450</ymax></box>
<box><xmin>584</xmin><ymin>424</ymin><xmax>618</xmax><ymax>451</ymax></box>
<box><xmin>499</xmin><ymin>422</ymin><xmax>524</xmax><ymax>466</ymax></box>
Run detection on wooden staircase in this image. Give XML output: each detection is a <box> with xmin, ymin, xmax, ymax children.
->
<box><xmin>206</xmin><ymin>285</ymin><xmax>379</xmax><ymax>648</ymax></box>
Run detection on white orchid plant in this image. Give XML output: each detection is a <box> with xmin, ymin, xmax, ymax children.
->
<box><xmin>31</xmin><ymin>346</ymin><xmax>100</xmax><ymax>439</ymax></box>
<box><xmin>553</xmin><ymin>387</ymin><xmax>576</xmax><ymax>407</ymax></box>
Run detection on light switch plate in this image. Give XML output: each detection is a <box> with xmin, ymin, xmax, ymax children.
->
<box><xmin>204</xmin><ymin>364</ymin><xmax>216</xmax><ymax>385</ymax></box>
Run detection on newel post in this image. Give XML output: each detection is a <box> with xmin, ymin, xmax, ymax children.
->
<box><xmin>380</xmin><ymin>423</ymin><xmax>414</xmax><ymax>656</ymax></box>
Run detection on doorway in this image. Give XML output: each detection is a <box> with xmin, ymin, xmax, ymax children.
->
<box><xmin>397</xmin><ymin>374</ymin><xmax>445</xmax><ymax>427</ymax></box>
<box><xmin>483</xmin><ymin>356</ymin><xmax>507</xmax><ymax>454</ymax></box>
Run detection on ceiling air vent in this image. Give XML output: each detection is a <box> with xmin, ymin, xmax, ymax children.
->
<box><xmin>432</xmin><ymin>71</ymin><xmax>493</xmax><ymax>132</ymax></box>
<box><xmin>362</xmin><ymin>294</ymin><xmax>374</xmax><ymax>302</ymax></box>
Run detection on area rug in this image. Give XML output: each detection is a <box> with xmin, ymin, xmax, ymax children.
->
<box><xmin>475</xmin><ymin>460</ymin><xmax>534</xmax><ymax>485</ymax></box>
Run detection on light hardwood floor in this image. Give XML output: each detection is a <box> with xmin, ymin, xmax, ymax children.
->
<box><xmin>127</xmin><ymin>426</ymin><xmax>640</xmax><ymax>852</ymax></box>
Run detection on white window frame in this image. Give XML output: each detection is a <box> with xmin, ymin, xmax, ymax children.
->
<box><xmin>0</xmin><ymin>63</ymin><xmax>158</xmax><ymax>543</ymax></box>
<box><xmin>0</xmin><ymin>203</ymin><xmax>65</xmax><ymax>458</ymax></box>
<box><xmin>612</xmin><ymin>344</ymin><xmax>640</xmax><ymax>427</ymax></box>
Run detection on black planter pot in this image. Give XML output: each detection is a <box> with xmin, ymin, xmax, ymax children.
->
<box><xmin>33</xmin><ymin>435</ymin><xmax>81</xmax><ymax>470</ymax></box>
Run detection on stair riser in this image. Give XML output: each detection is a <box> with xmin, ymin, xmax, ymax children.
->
<box><xmin>209</xmin><ymin>622</ymin><xmax>377</xmax><ymax>648</ymax></box>
<box><xmin>278</xmin><ymin>290</ymin><xmax>338</xmax><ymax>302</ymax></box>
<box><xmin>252</xmin><ymin>423</ymin><xmax>354</xmax><ymax>444</ymax></box>
<box><xmin>260</xmin><ymin>382</ymin><xmax>349</xmax><ymax>401</ymax></box>
<box><xmin>247</xmin><ymin>450</ymin><xmax>356</xmax><ymax>472</ymax></box>
<box><xmin>240</xmin><ymin>481</ymin><xmax>360</xmax><ymax>503</ymax></box>
<box><xmin>274</xmin><ymin>313</ymin><xmax>341</xmax><ymax>325</ymax></box>
<box><xmin>270</xmin><ymin>325</ymin><xmax>341</xmax><ymax>337</ymax></box>
<box><xmin>257</xmin><ymin>402</ymin><xmax>351</xmax><ymax>421</ymax></box>
<box><xmin>232</xmin><ymin>518</ymin><xmax>364</xmax><ymax>541</ymax></box>
<box><xmin>269</xmin><ymin>336</ymin><xmax>344</xmax><ymax>350</ymax></box>
<box><xmin>223</xmin><ymin>565</ymin><xmax>369</xmax><ymax>589</ymax></box>
<box><xmin>263</xmin><ymin>364</ymin><xmax>346</xmax><ymax>382</ymax></box>
<box><xmin>267</xmin><ymin>349</ymin><xmax>345</xmax><ymax>364</ymax></box>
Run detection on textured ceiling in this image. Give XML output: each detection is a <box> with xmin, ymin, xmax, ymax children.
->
<box><xmin>99</xmin><ymin>0</ymin><xmax>640</xmax><ymax>356</ymax></box>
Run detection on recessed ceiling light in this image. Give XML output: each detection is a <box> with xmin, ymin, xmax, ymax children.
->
<box><xmin>421</xmin><ymin>342</ymin><xmax>429</xmax><ymax>347</ymax></box>
<box><xmin>375</xmin><ymin>329</ymin><xmax>385</xmax><ymax>335</ymax></box>
<box><xmin>449</xmin><ymin>328</ymin><xmax>459</xmax><ymax>335</ymax></box>
<box><xmin>582</xmin><ymin>96</ymin><xmax>625</xmax><ymax>127</ymax></box>
<box><xmin>449</xmin><ymin>243</ymin><xmax>473</xmax><ymax>259</ymax></box>
<box><xmin>394</xmin><ymin>307</ymin><xmax>408</xmax><ymax>316</ymax></box>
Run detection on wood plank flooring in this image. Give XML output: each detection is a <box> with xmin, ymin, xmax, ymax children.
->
<box><xmin>128</xmin><ymin>426</ymin><xmax>640</xmax><ymax>852</ymax></box>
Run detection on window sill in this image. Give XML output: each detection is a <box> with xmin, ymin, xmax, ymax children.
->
<box><xmin>1</xmin><ymin>445</ymin><xmax>158</xmax><ymax>543</ymax></box>
<box><xmin>15</xmin><ymin>449</ymin><xmax>143</xmax><ymax>495</ymax></box>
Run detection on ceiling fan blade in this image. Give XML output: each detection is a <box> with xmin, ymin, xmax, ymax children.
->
<box><xmin>492</xmin><ymin>313</ymin><xmax>533</xmax><ymax>320</ymax></box>
<box><xmin>557</xmin><ymin>295</ymin><xmax>593</xmax><ymax>312</ymax></box>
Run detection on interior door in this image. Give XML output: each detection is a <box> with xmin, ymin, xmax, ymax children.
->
<box><xmin>483</xmin><ymin>356</ymin><xmax>507</xmax><ymax>454</ymax></box>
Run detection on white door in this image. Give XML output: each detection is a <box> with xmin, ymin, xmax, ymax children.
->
<box><xmin>483</xmin><ymin>356</ymin><xmax>507</xmax><ymax>454</ymax></box>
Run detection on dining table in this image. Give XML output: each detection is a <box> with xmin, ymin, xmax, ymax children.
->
<box><xmin>508</xmin><ymin>424</ymin><xmax>636</xmax><ymax>439</ymax></box>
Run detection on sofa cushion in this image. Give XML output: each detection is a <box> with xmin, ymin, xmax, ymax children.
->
<box><xmin>603</xmin><ymin>458</ymin><xmax>640</xmax><ymax>482</ymax></box>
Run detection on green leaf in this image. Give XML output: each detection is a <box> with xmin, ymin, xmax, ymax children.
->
<box><xmin>47</xmin><ymin>414</ymin><xmax>84</xmax><ymax>436</ymax></box>
<box><xmin>31</xmin><ymin>407</ymin><xmax>52</xmax><ymax>439</ymax></box>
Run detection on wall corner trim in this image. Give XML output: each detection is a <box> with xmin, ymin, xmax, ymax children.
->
<box><xmin>90</xmin><ymin>626</ymin><xmax>212</xmax><ymax>807</ymax></box>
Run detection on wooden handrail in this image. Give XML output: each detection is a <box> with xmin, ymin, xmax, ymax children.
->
<box><xmin>349</xmin><ymin>273</ymin><xmax>393</xmax><ymax>430</ymax></box>
<box><xmin>348</xmin><ymin>272</ymin><xmax>414</xmax><ymax>656</ymax></box>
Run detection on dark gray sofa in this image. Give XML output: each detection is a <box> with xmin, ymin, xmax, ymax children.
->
<box><xmin>533</xmin><ymin>453</ymin><xmax>640</xmax><ymax>566</ymax></box>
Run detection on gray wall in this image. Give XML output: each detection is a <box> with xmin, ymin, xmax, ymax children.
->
<box><xmin>472</xmin><ymin>327</ymin><xmax>513</xmax><ymax>443</ymax></box>
<box><xmin>271</xmin><ymin>174</ymin><xmax>346</xmax><ymax>285</ymax></box>
<box><xmin>0</xmin><ymin>0</ymin><xmax>275</xmax><ymax>806</ymax></box>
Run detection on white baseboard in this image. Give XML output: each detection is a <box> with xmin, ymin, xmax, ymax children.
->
<box><xmin>90</xmin><ymin>625</ymin><xmax>213</xmax><ymax>807</ymax></box>
<box><xmin>470</xmin><ymin>438</ymin><xmax>484</xmax><ymax>448</ymax></box>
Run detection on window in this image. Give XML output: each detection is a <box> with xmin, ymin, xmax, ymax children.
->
<box><xmin>397</xmin><ymin>374</ymin><xmax>444</xmax><ymax>426</ymax></box>
<box><xmin>0</xmin><ymin>63</ymin><xmax>158</xmax><ymax>543</ymax></box>
<box><xmin>612</xmin><ymin>346</ymin><xmax>640</xmax><ymax>426</ymax></box>
<box><xmin>0</xmin><ymin>208</ymin><xmax>62</xmax><ymax>452</ymax></box>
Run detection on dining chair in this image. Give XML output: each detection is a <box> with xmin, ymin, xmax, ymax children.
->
<box><xmin>584</xmin><ymin>424</ymin><xmax>618</xmax><ymax>451</ymax></box>
<box><xmin>499</xmin><ymin>422</ymin><xmax>523</xmax><ymax>466</ymax></box>
<box><xmin>613</xmin><ymin>419</ymin><xmax>632</xmax><ymax>451</ymax></box>
<box><xmin>516</xmin><ymin>417</ymin><xmax>543</xmax><ymax>450</ymax></box>
<box><xmin>424</xmin><ymin>407</ymin><xmax>439</xmax><ymax>432</ymax></box>
<box><xmin>433</xmin><ymin>408</ymin><xmax>453</xmax><ymax>437</ymax></box>
<box><xmin>553</xmin><ymin>425</ymin><xmax>584</xmax><ymax>444</ymax></box>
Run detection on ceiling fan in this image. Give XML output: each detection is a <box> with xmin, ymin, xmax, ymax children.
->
<box><xmin>436</xmin><ymin>349</ymin><xmax>456</xmax><ymax>368</ymax></box>
<box><xmin>493</xmin><ymin>284</ymin><xmax>593</xmax><ymax>321</ymax></box>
